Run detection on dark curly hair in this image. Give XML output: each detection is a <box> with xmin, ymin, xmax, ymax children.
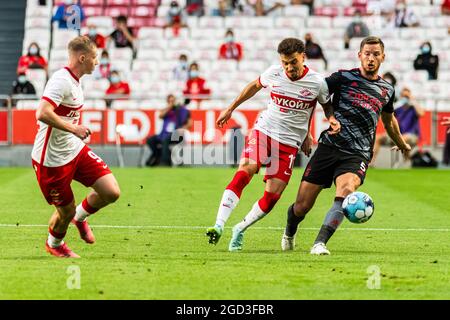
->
<box><xmin>277</xmin><ymin>38</ymin><xmax>305</xmax><ymax>55</ymax></box>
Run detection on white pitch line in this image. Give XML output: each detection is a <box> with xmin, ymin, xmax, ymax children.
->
<box><xmin>0</xmin><ymin>224</ymin><xmax>448</xmax><ymax>232</ymax></box>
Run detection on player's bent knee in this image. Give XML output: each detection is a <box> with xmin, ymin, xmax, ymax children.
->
<box><xmin>102</xmin><ymin>188</ymin><xmax>121</xmax><ymax>204</ymax></box>
<box><xmin>293</xmin><ymin>201</ymin><xmax>312</xmax><ymax>216</ymax></box>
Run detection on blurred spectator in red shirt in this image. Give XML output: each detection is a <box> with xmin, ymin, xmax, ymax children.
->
<box><xmin>85</xmin><ymin>24</ymin><xmax>106</xmax><ymax>49</ymax></box>
<box><xmin>219</xmin><ymin>29</ymin><xmax>243</xmax><ymax>61</ymax></box>
<box><xmin>186</xmin><ymin>0</ymin><xmax>205</xmax><ymax>17</ymax></box>
<box><xmin>442</xmin><ymin>0</ymin><xmax>450</xmax><ymax>15</ymax></box>
<box><xmin>17</xmin><ymin>42</ymin><xmax>48</xmax><ymax>75</ymax></box>
<box><xmin>164</xmin><ymin>1</ymin><xmax>188</xmax><ymax>37</ymax></box>
<box><xmin>183</xmin><ymin>62</ymin><xmax>211</xmax><ymax>104</ymax></box>
<box><xmin>93</xmin><ymin>50</ymin><xmax>112</xmax><ymax>80</ymax></box>
<box><xmin>105</xmin><ymin>70</ymin><xmax>130</xmax><ymax>107</ymax></box>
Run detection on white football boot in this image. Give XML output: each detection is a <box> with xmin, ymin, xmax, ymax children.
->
<box><xmin>281</xmin><ymin>234</ymin><xmax>295</xmax><ymax>251</ymax></box>
<box><xmin>310</xmin><ymin>242</ymin><xmax>330</xmax><ymax>255</ymax></box>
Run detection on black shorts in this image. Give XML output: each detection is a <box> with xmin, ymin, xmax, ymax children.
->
<box><xmin>302</xmin><ymin>143</ymin><xmax>369</xmax><ymax>189</ymax></box>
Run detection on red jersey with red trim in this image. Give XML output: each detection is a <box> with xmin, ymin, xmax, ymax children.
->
<box><xmin>32</xmin><ymin>67</ymin><xmax>85</xmax><ymax>167</ymax></box>
<box><xmin>256</xmin><ymin>65</ymin><xmax>330</xmax><ymax>148</ymax></box>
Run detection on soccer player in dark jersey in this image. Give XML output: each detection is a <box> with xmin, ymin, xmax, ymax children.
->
<box><xmin>281</xmin><ymin>36</ymin><xmax>412</xmax><ymax>255</ymax></box>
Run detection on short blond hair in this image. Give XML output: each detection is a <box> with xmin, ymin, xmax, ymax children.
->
<box><xmin>68</xmin><ymin>35</ymin><xmax>96</xmax><ymax>54</ymax></box>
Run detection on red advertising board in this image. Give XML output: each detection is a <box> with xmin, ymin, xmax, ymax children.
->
<box><xmin>0</xmin><ymin>111</ymin><xmax>7</xmax><ymax>143</ymax></box>
<box><xmin>8</xmin><ymin>109</ymin><xmax>445</xmax><ymax>146</ymax></box>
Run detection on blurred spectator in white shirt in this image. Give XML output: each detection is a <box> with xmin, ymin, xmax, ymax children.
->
<box><xmin>212</xmin><ymin>0</ymin><xmax>234</xmax><ymax>17</ymax></box>
<box><xmin>173</xmin><ymin>54</ymin><xmax>190</xmax><ymax>81</ymax></box>
<box><xmin>391</xmin><ymin>0</ymin><xmax>419</xmax><ymax>28</ymax></box>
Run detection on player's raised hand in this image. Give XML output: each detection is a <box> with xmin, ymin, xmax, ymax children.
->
<box><xmin>328</xmin><ymin>118</ymin><xmax>341</xmax><ymax>135</ymax></box>
<box><xmin>301</xmin><ymin>134</ymin><xmax>313</xmax><ymax>157</ymax></box>
<box><xmin>391</xmin><ymin>143</ymin><xmax>412</xmax><ymax>161</ymax></box>
<box><xmin>73</xmin><ymin>125</ymin><xmax>91</xmax><ymax>140</ymax></box>
<box><xmin>216</xmin><ymin>109</ymin><xmax>232</xmax><ymax>128</ymax></box>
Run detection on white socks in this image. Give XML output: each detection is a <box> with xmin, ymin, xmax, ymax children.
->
<box><xmin>74</xmin><ymin>203</ymin><xmax>90</xmax><ymax>222</ymax></box>
<box><xmin>47</xmin><ymin>234</ymin><xmax>64</xmax><ymax>248</ymax></box>
<box><xmin>215</xmin><ymin>189</ymin><xmax>240</xmax><ymax>229</ymax></box>
<box><xmin>236</xmin><ymin>201</ymin><xmax>267</xmax><ymax>232</ymax></box>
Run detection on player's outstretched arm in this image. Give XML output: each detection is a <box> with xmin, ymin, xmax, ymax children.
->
<box><xmin>320</xmin><ymin>101</ymin><xmax>340</xmax><ymax>135</ymax></box>
<box><xmin>216</xmin><ymin>79</ymin><xmax>263</xmax><ymax>128</ymax></box>
<box><xmin>36</xmin><ymin>100</ymin><xmax>91</xmax><ymax>140</ymax></box>
<box><xmin>381</xmin><ymin>111</ymin><xmax>411</xmax><ymax>158</ymax></box>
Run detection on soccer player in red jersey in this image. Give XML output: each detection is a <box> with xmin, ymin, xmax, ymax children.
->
<box><xmin>32</xmin><ymin>36</ymin><xmax>120</xmax><ymax>258</ymax></box>
<box><xmin>206</xmin><ymin>38</ymin><xmax>340</xmax><ymax>251</ymax></box>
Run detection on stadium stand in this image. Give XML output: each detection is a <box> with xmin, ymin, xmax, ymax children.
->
<box><xmin>13</xmin><ymin>0</ymin><xmax>450</xmax><ymax>137</ymax></box>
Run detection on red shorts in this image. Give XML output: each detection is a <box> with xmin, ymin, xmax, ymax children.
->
<box><xmin>241</xmin><ymin>130</ymin><xmax>298</xmax><ymax>184</ymax></box>
<box><xmin>32</xmin><ymin>145</ymin><xmax>112</xmax><ymax>206</ymax></box>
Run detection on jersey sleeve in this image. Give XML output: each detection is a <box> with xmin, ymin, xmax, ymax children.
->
<box><xmin>382</xmin><ymin>89</ymin><xmax>395</xmax><ymax>113</ymax></box>
<box><xmin>317</xmin><ymin>78</ymin><xmax>331</xmax><ymax>104</ymax></box>
<box><xmin>42</xmin><ymin>77</ymin><xmax>71</xmax><ymax>108</ymax></box>
<box><xmin>258</xmin><ymin>66</ymin><xmax>275</xmax><ymax>88</ymax></box>
<box><xmin>325</xmin><ymin>71</ymin><xmax>341</xmax><ymax>96</ymax></box>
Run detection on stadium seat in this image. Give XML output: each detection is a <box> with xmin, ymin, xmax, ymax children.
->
<box><xmin>109</xmin><ymin>47</ymin><xmax>134</xmax><ymax>61</ymax></box>
<box><xmin>86</xmin><ymin>16</ymin><xmax>114</xmax><ymax>29</ymax></box>
<box><xmin>80</xmin><ymin>0</ymin><xmax>105</xmax><ymax>5</ymax></box>
<box><xmin>306</xmin><ymin>17</ymin><xmax>333</xmax><ymax>28</ymax></box>
<box><xmin>131</xmin><ymin>0</ymin><xmax>159</xmax><ymax>5</ymax></box>
<box><xmin>191</xmin><ymin>49</ymin><xmax>217</xmax><ymax>61</ymax></box>
<box><xmin>211</xmin><ymin>60</ymin><xmax>238</xmax><ymax>72</ymax></box>
<box><xmin>111</xmin><ymin>100</ymin><xmax>139</xmax><ymax>110</ymax></box>
<box><xmin>401</xmin><ymin>70</ymin><xmax>429</xmax><ymax>83</ymax></box>
<box><xmin>25</xmin><ymin>17</ymin><xmax>50</xmax><ymax>29</ymax></box>
<box><xmin>436</xmin><ymin>100</ymin><xmax>450</xmax><ymax>111</ymax></box>
<box><xmin>130</xmin><ymin>6</ymin><xmax>157</xmax><ymax>18</ymax></box>
<box><xmin>83</xmin><ymin>99</ymin><xmax>107</xmax><ymax>110</ymax></box>
<box><xmin>265</xmin><ymin>28</ymin><xmax>298</xmax><ymax>40</ymax></box>
<box><xmin>283</xmin><ymin>5</ymin><xmax>310</xmax><ymax>18</ymax></box>
<box><xmin>137</xmin><ymin>48</ymin><xmax>164</xmax><ymax>60</ymax></box>
<box><xmin>52</xmin><ymin>30</ymin><xmax>80</xmax><ymax>49</ymax></box>
<box><xmin>131</xmin><ymin>59</ymin><xmax>160</xmax><ymax>72</ymax></box>
<box><xmin>104</xmin><ymin>6</ymin><xmax>129</xmax><ymax>17</ymax></box>
<box><xmin>190</xmin><ymin>28</ymin><xmax>224</xmax><ymax>40</ymax></box>
<box><xmin>247</xmin><ymin>17</ymin><xmax>274</xmax><ymax>29</ymax></box>
<box><xmin>15</xmin><ymin>100</ymin><xmax>39</xmax><ymax>110</ymax></box>
<box><xmin>238</xmin><ymin>60</ymin><xmax>267</xmax><ymax>72</ymax></box>
<box><xmin>138</xmin><ymin>38</ymin><xmax>169</xmax><ymax>50</ymax></box>
<box><xmin>83</xmin><ymin>6</ymin><xmax>104</xmax><ymax>16</ymax></box>
<box><xmin>138</xmin><ymin>27</ymin><xmax>165</xmax><ymax>39</ymax></box>
<box><xmin>274</xmin><ymin>16</ymin><xmax>304</xmax><ymax>29</ymax></box>
<box><xmin>224</xmin><ymin>16</ymin><xmax>251</xmax><ymax>29</ymax></box>
<box><xmin>198</xmin><ymin>17</ymin><xmax>225</xmax><ymax>29</ymax></box>
<box><xmin>332</xmin><ymin>16</ymin><xmax>354</xmax><ymax>28</ymax></box>
<box><xmin>138</xmin><ymin>99</ymin><xmax>167</xmax><ymax>110</ymax></box>
<box><xmin>106</xmin><ymin>0</ymin><xmax>131</xmax><ymax>5</ymax></box>
<box><xmin>314</xmin><ymin>6</ymin><xmax>340</xmax><ymax>17</ymax></box>
<box><xmin>198</xmin><ymin>99</ymin><xmax>225</xmax><ymax>110</ymax></box>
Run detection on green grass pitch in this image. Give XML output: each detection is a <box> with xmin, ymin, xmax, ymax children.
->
<box><xmin>0</xmin><ymin>167</ymin><xmax>449</xmax><ymax>299</ymax></box>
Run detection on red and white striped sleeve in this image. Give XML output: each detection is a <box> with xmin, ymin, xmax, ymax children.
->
<box><xmin>41</xmin><ymin>76</ymin><xmax>71</xmax><ymax>108</ymax></box>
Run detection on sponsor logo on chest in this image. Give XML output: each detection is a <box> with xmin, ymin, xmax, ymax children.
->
<box><xmin>270</xmin><ymin>92</ymin><xmax>316</xmax><ymax>110</ymax></box>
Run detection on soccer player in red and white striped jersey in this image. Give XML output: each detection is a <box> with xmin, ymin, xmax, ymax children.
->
<box><xmin>32</xmin><ymin>36</ymin><xmax>120</xmax><ymax>258</ymax></box>
<box><xmin>206</xmin><ymin>38</ymin><xmax>340</xmax><ymax>251</ymax></box>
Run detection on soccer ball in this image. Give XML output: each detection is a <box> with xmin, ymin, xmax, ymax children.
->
<box><xmin>342</xmin><ymin>191</ymin><xmax>374</xmax><ymax>224</ymax></box>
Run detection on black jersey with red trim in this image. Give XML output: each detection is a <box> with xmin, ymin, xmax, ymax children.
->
<box><xmin>318</xmin><ymin>68</ymin><xmax>395</xmax><ymax>161</ymax></box>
